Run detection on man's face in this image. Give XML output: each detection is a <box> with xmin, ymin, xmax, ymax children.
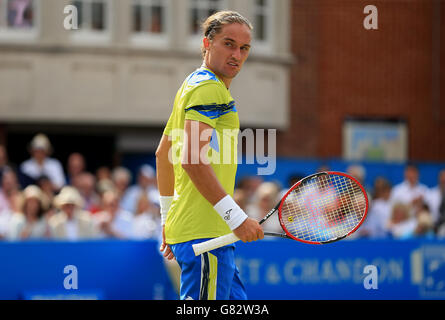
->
<box><xmin>32</xmin><ymin>148</ymin><xmax>47</xmax><ymax>162</ymax></box>
<box><xmin>405</xmin><ymin>167</ymin><xmax>419</xmax><ymax>185</ymax></box>
<box><xmin>204</xmin><ymin>23</ymin><xmax>252</xmax><ymax>86</ymax></box>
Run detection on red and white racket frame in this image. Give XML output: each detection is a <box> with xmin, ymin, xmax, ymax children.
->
<box><xmin>277</xmin><ymin>171</ymin><xmax>369</xmax><ymax>245</ymax></box>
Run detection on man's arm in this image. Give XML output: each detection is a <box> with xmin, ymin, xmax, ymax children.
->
<box><xmin>156</xmin><ymin>134</ymin><xmax>175</xmax><ymax>260</ymax></box>
<box><xmin>181</xmin><ymin>120</ymin><xmax>264</xmax><ymax>243</ymax></box>
<box><xmin>156</xmin><ymin>134</ymin><xmax>175</xmax><ymax>197</ymax></box>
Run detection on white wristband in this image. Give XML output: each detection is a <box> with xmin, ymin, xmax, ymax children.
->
<box><xmin>213</xmin><ymin>195</ymin><xmax>248</xmax><ymax>231</ymax></box>
<box><xmin>159</xmin><ymin>196</ymin><xmax>174</xmax><ymax>226</ymax></box>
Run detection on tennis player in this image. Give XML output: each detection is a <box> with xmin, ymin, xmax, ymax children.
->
<box><xmin>156</xmin><ymin>11</ymin><xmax>264</xmax><ymax>300</ymax></box>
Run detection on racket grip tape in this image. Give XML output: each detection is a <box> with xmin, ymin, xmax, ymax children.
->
<box><xmin>192</xmin><ymin>233</ymin><xmax>240</xmax><ymax>256</ymax></box>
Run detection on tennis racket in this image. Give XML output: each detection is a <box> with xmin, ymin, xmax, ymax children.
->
<box><xmin>192</xmin><ymin>171</ymin><xmax>368</xmax><ymax>256</ymax></box>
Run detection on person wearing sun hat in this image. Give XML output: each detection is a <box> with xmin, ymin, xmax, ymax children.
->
<box><xmin>48</xmin><ymin>186</ymin><xmax>98</xmax><ymax>240</ymax></box>
<box><xmin>19</xmin><ymin>133</ymin><xmax>66</xmax><ymax>192</ymax></box>
<box><xmin>7</xmin><ymin>185</ymin><xmax>50</xmax><ymax>240</ymax></box>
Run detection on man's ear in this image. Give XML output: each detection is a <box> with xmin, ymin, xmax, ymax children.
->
<box><xmin>203</xmin><ymin>37</ymin><xmax>210</xmax><ymax>51</ymax></box>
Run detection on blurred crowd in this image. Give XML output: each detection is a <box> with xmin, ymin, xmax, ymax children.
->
<box><xmin>0</xmin><ymin>133</ymin><xmax>161</xmax><ymax>241</ymax></box>
<box><xmin>234</xmin><ymin>164</ymin><xmax>445</xmax><ymax>240</ymax></box>
<box><xmin>0</xmin><ymin>133</ymin><xmax>444</xmax><ymax>242</ymax></box>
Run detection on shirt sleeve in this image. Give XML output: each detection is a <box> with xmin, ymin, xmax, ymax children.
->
<box><xmin>163</xmin><ymin>111</ymin><xmax>174</xmax><ymax>137</ymax></box>
<box><xmin>184</xmin><ymin>83</ymin><xmax>228</xmax><ymax>129</ymax></box>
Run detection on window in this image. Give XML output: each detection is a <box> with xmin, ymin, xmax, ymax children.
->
<box><xmin>189</xmin><ymin>0</ymin><xmax>226</xmax><ymax>35</ymax></box>
<box><xmin>133</xmin><ymin>0</ymin><xmax>166</xmax><ymax>34</ymax></box>
<box><xmin>70</xmin><ymin>0</ymin><xmax>110</xmax><ymax>43</ymax></box>
<box><xmin>0</xmin><ymin>0</ymin><xmax>39</xmax><ymax>39</ymax></box>
<box><xmin>131</xmin><ymin>0</ymin><xmax>170</xmax><ymax>47</ymax></box>
<box><xmin>252</xmin><ymin>0</ymin><xmax>273</xmax><ymax>52</ymax></box>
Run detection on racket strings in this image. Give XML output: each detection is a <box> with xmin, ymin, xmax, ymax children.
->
<box><xmin>280</xmin><ymin>174</ymin><xmax>367</xmax><ymax>243</ymax></box>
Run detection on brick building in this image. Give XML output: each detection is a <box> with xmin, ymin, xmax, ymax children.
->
<box><xmin>280</xmin><ymin>0</ymin><xmax>444</xmax><ymax>162</ymax></box>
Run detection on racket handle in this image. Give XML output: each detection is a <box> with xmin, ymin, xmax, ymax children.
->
<box><xmin>192</xmin><ymin>233</ymin><xmax>240</xmax><ymax>256</ymax></box>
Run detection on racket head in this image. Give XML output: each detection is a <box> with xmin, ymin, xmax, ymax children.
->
<box><xmin>278</xmin><ymin>171</ymin><xmax>368</xmax><ymax>244</ymax></box>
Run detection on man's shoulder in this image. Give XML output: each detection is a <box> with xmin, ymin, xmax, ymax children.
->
<box><xmin>182</xmin><ymin>68</ymin><xmax>226</xmax><ymax>95</ymax></box>
<box><xmin>392</xmin><ymin>181</ymin><xmax>408</xmax><ymax>191</ymax></box>
<box><xmin>45</xmin><ymin>157</ymin><xmax>63</xmax><ymax>166</ymax></box>
<box><xmin>20</xmin><ymin>158</ymin><xmax>35</xmax><ymax>169</ymax></box>
<box><xmin>186</xmin><ymin>68</ymin><xmax>220</xmax><ymax>86</ymax></box>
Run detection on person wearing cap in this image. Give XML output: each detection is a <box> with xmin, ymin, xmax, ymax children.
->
<box><xmin>120</xmin><ymin>164</ymin><xmax>160</xmax><ymax>214</ymax></box>
<box><xmin>7</xmin><ymin>185</ymin><xmax>50</xmax><ymax>240</ymax></box>
<box><xmin>48</xmin><ymin>186</ymin><xmax>98</xmax><ymax>240</ymax></box>
<box><xmin>19</xmin><ymin>133</ymin><xmax>66</xmax><ymax>192</ymax></box>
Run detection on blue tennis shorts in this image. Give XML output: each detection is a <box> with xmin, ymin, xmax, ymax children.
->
<box><xmin>170</xmin><ymin>239</ymin><xmax>247</xmax><ymax>300</ymax></box>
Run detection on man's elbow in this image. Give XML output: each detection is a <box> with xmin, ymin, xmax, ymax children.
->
<box><xmin>156</xmin><ymin>139</ymin><xmax>170</xmax><ymax>160</ymax></box>
<box><xmin>181</xmin><ymin>158</ymin><xmax>205</xmax><ymax>173</ymax></box>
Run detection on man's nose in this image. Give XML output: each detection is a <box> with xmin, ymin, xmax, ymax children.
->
<box><xmin>232</xmin><ymin>48</ymin><xmax>242</xmax><ymax>61</ymax></box>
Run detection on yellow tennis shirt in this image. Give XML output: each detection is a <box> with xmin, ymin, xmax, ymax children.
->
<box><xmin>163</xmin><ymin>67</ymin><xmax>240</xmax><ymax>245</ymax></box>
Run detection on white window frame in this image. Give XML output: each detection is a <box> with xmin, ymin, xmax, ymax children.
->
<box><xmin>69</xmin><ymin>0</ymin><xmax>112</xmax><ymax>45</ymax></box>
<box><xmin>251</xmin><ymin>0</ymin><xmax>274</xmax><ymax>55</ymax></box>
<box><xmin>0</xmin><ymin>0</ymin><xmax>40</xmax><ymax>42</ymax></box>
<box><xmin>130</xmin><ymin>0</ymin><xmax>171</xmax><ymax>48</ymax></box>
<box><xmin>187</xmin><ymin>0</ymin><xmax>228</xmax><ymax>50</ymax></box>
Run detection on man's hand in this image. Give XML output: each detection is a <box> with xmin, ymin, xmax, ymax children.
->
<box><xmin>160</xmin><ymin>226</ymin><xmax>175</xmax><ymax>260</ymax></box>
<box><xmin>233</xmin><ymin>218</ymin><xmax>264</xmax><ymax>243</ymax></box>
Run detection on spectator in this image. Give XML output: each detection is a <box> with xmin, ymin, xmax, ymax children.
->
<box><xmin>287</xmin><ymin>174</ymin><xmax>305</xmax><ymax>188</ymax></box>
<box><xmin>279</xmin><ymin>173</ymin><xmax>305</xmax><ymax>199</ymax></box>
<box><xmin>0</xmin><ymin>145</ymin><xmax>8</xmax><ymax>180</ymax></box>
<box><xmin>317</xmin><ymin>164</ymin><xmax>330</xmax><ymax>173</ymax></box>
<box><xmin>121</xmin><ymin>164</ymin><xmax>160</xmax><ymax>214</ymax></box>
<box><xmin>347</xmin><ymin>164</ymin><xmax>371</xmax><ymax>200</ymax></box>
<box><xmin>36</xmin><ymin>175</ymin><xmax>56</xmax><ymax>211</ymax></box>
<box><xmin>19</xmin><ymin>133</ymin><xmax>66</xmax><ymax>191</ymax></box>
<box><xmin>0</xmin><ymin>191</ymin><xmax>22</xmax><ymax>240</ymax></box>
<box><xmin>66</xmin><ymin>152</ymin><xmax>86</xmax><ymax>185</ymax></box>
<box><xmin>94</xmin><ymin>190</ymin><xmax>134</xmax><ymax>239</ymax></box>
<box><xmin>132</xmin><ymin>193</ymin><xmax>161</xmax><ymax>240</ymax></box>
<box><xmin>236</xmin><ymin>176</ymin><xmax>263</xmax><ymax>206</ymax></box>
<box><xmin>426</xmin><ymin>169</ymin><xmax>445</xmax><ymax>229</ymax></box>
<box><xmin>347</xmin><ymin>164</ymin><xmax>366</xmax><ymax>186</ymax></box>
<box><xmin>48</xmin><ymin>186</ymin><xmax>98</xmax><ymax>240</ymax></box>
<box><xmin>7</xmin><ymin>185</ymin><xmax>50</xmax><ymax>240</ymax></box>
<box><xmin>0</xmin><ymin>144</ymin><xmax>16</xmax><ymax>182</ymax></box>
<box><xmin>400</xmin><ymin>211</ymin><xmax>435</xmax><ymax>240</ymax></box>
<box><xmin>386</xmin><ymin>202</ymin><xmax>416</xmax><ymax>239</ymax></box>
<box><xmin>390</xmin><ymin>164</ymin><xmax>429</xmax><ymax>208</ymax></box>
<box><xmin>246</xmin><ymin>182</ymin><xmax>282</xmax><ymax>234</ymax></box>
<box><xmin>96</xmin><ymin>166</ymin><xmax>112</xmax><ymax>182</ymax></box>
<box><xmin>96</xmin><ymin>178</ymin><xmax>115</xmax><ymax>198</ymax></box>
<box><xmin>73</xmin><ymin>172</ymin><xmax>101</xmax><ymax>213</ymax></box>
<box><xmin>0</xmin><ymin>168</ymin><xmax>21</xmax><ymax>214</ymax></box>
<box><xmin>359</xmin><ymin>177</ymin><xmax>392</xmax><ymax>238</ymax></box>
<box><xmin>233</xmin><ymin>188</ymin><xmax>248</xmax><ymax>212</ymax></box>
<box><xmin>0</xmin><ymin>168</ymin><xmax>21</xmax><ymax>239</ymax></box>
<box><xmin>111</xmin><ymin>167</ymin><xmax>132</xmax><ymax>202</ymax></box>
